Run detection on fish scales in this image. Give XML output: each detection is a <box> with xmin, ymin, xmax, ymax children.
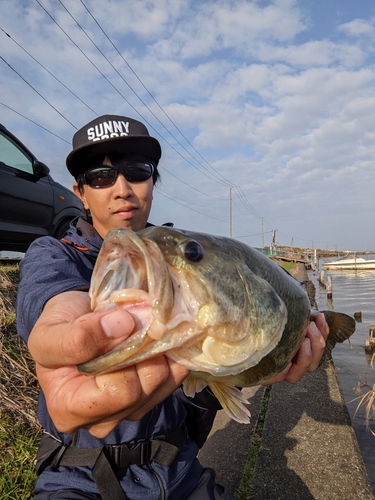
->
<box><xmin>78</xmin><ymin>226</ymin><xmax>356</xmax><ymax>423</ymax></box>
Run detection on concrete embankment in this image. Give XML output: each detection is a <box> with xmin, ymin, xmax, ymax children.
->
<box><xmin>198</xmin><ymin>263</ymin><xmax>375</xmax><ymax>499</ymax></box>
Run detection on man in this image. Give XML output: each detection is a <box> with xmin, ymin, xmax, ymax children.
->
<box><xmin>17</xmin><ymin>115</ymin><xmax>328</xmax><ymax>500</ymax></box>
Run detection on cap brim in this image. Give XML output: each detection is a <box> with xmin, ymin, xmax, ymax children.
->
<box><xmin>66</xmin><ymin>136</ymin><xmax>161</xmax><ymax>177</ymax></box>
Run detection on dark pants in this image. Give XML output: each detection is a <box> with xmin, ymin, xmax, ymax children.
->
<box><xmin>34</xmin><ymin>467</ymin><xmax>235</xmax><ymax>500</ymax></box>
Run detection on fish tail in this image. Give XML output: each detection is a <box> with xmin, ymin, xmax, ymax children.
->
<box><xmin>207</xmin><ymin>382</ymin><xmax>251</xmax><ymax>424</ymax></box>
<box><xmin>320</xmin><ymin>311</ymin><xmax>356</xmax><ymax>359</ymax></box>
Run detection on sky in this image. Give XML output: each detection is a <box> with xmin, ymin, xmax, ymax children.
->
<box><xmin>1</xmin><ymin>0</ymin><xmax>375</xmax><ymax>252</ymax></box>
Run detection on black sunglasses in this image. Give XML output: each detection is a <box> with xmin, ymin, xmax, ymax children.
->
<box><xmin>80</xmin><ymin>161</ymin><xmax>155</xmax><ymax>188</ymax></box>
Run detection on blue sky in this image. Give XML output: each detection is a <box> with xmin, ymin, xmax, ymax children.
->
<box><xmin>1</xmin><ymin>0</ymin><xmax>375</xmax><ymax>251</ymax></box>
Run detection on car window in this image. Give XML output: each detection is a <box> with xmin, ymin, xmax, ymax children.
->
<box><xmin>0</xmin><ymin>131</ymin><xmax>33</xmax><ymax>174</ymax></box>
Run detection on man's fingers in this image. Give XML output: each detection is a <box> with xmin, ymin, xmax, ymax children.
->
<box><xmin>306</xmin><ymin>320</ymin><xmax>326</xmax><ymax>371</ymax></box>
<box><xmin>127</xmin><ymin>358</ymin><xmax>190</xmax><ymax>421</ymax></box>
<box><xmin>314</xmin><ymin>312</ymin><xmax>330</xmax><ymax>341</ymax></box>
<box><xmin>283</xmin><ymin>338</ymin><xmax>312</xmax><ymax>383</ymax></box>
<box><xmin>29</xmin><ymin>292</ymin><xmax>136</xmax><ymax>368</ymax></box>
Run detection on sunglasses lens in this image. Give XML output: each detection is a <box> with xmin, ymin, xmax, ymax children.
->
<box><xmin>83</xmin><ymin>162</ymin><xmax>154</xmax><ymax>188</ymax></box>
<box><xmin>84</xmin><ymin>168</ymin><xmax>117</xmax><ymax>188</ymax></box>
<box><xmin>122</xmin><ymin>162</ymin><xmax>154</xmax><ymax>182</ymax></box>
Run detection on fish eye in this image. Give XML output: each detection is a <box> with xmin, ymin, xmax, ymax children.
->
<box><xmin>184</xmin><ymin>240</ymin><xmax>204</xmax><ymax>262</ymax></box>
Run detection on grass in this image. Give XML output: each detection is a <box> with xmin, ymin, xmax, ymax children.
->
<box><xmin>237</xmin><ymin>386</ymin><xmax>272</xmax><ymax>500</ymax></box>
<box><xmin>0</xmin><ymin>416</ymin><xmax>40</xmax><ymax>499</ymax></box>
<box><xmin>0</xmin><ymin>263</ymin><xmax>40</xmax><ymax>499</ymax></box>
<box><xmin>281</xmin><ymin>261</ymin><xmax>296</xmax><ymax>273</ymax></box>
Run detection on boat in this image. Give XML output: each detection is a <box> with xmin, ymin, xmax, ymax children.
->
<box><xmin>323</xmin><ymin>253</ymin><xmax>375</xmax><ymax>270</ymax></box>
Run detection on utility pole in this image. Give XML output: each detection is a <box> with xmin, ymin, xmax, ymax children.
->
<box><xmin>229</xmin><ymin>186</ymin><xmax>239</xmax><ymax>238</ymax></box>
<box><xmin>271</xmin><ymin>229</ymin><xmax>277</xmax><ymax>252</ymax></box>
<box><xmin>262</xmin><ymin>218</ymin><xmax>265</xmax><ymax>248</ymax></box>
<box><xmin>229</xmin><ymin>187</ymin><xmax>233</xmax><ymax>238</ymax></box>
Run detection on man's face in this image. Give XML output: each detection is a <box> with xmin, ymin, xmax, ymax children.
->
<box><xmin>73</xmin><ymin>156</ymin><xmax>154</xmax><ymax>238</ymax></box>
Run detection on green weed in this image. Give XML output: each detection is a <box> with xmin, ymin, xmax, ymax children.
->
<box><xmin>0</xmin><ymin>264</ymin><xmax>40</xmax><ymax>499</ymax></box>
<box><xmin>237</xmin><ymin>386</ymin><xmax>271</xmax><ymax>500</ymax></box>
<box><xmin>0</xmin><ymin>416</ymin><xmax>39</xmax><ymax>499</ymax></box>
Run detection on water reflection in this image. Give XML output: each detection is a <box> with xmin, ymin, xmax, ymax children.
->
<box><xmin>309</xmin><ymin>262</ymin><xmax>375</xmax><ymax>491</ymax></box>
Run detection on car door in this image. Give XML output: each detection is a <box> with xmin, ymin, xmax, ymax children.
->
<box><xmin>0</xmin><ymin>130</ymin><xmax>54</xmax><ymax>243</ymax></box>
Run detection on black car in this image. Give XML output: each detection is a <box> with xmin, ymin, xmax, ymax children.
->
<box><xmin>0</xmin><ymin>123</ymin><xmax>83</xmax><ymax>252</ymax></box>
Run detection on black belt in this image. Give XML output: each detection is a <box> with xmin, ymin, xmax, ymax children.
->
<box><xmin>35</xmin><ymin>427</ymin><xmax>187</xmax><ymax>500</ymax></box>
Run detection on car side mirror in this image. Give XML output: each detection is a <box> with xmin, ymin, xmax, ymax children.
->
<box><xmin>33</xmin><ymin>160</ymin><xmax>50</xmax><ymax>178</ymax></box>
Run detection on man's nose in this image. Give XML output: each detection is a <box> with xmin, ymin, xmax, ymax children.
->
<box><xmin>113</xmin><ymin>173</ymin><xmax>133</xmax><ymax>196</ymax></box>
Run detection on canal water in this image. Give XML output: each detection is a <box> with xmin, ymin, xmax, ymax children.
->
<box><xmin>308</xmin><ymin>260</ymin><xmax>375</xmax><ymax>491</ymax></box>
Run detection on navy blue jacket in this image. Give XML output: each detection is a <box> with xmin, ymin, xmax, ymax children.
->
<box><xmin>17</xmin><ymin>218</ymin><xmax>203</xmax><ymax>499</ymax></box>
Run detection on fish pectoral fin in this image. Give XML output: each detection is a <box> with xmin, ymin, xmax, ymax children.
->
<box><xmin>182</xmin><ymin>376</ymin><xmax>251</xmax><ymax>424</ymax></box>
<box><xmin>182</xmin><ymin>374</ymin><xmax>208</xmax><ymax>398</ymax></box>
<box><xmin>320</xmin><ymin>310</ymin><xmax>356</xmax><ymax>360</ymax></box>
<box><xmin>207</xmin><ymin>382</ymin><xmax>251</xmax><ymax>424</ymax></box>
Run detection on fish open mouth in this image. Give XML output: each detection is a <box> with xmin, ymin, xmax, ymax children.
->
<box><xmin>91</xmin><ymin>231</ymin><xmax>152</xmax><ymax>308</ymax></box>
<box><xmin>80</xmin><ymin>229</ymin><xmax>178</xmax><ymax>374</ymax></box>
<box><xmin>90</xmin><ymin>228</ymin><xmax>174</xmax><ymax>334</ymax></box>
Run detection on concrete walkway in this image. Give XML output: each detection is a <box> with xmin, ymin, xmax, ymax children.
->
<box><xmin>199</xmin><ymin>361</ymin><xmax>374</xmax><ymax>499</ymax></box>
<box><xmin>198</xmin><ymin>385</ymin><xmax>265</xmax><ymax>495</ymax></box>
<box><xmin>198</xmin><ymin>263</ymin><xmax>375</xmax><ymax>499</ymax></box>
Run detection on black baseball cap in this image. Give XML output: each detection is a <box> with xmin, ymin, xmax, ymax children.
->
<box><xmin>66</xmin><ymin>114</ymin><xmax>162</xmax><ymax>178</ymax></box>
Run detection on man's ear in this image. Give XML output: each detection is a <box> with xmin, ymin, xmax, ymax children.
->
<box><xmin>73</xmin><ymin>183</ymin><xmax>89</xmax><ymax>210</ymax></box>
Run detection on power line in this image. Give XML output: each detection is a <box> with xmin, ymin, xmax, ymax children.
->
<box><xmin>7</xmin><ymin>0</ymin><xmax>265</xmax><ymax>228</ymax></box>
<box><xmin>158</xmin><ymin>191</ymin><xmax>250</xmax><ymax>234</ymax></box>
<box><xmin>0</xmin><ymin>101</ymin><xmax>70</xmax><ymax>143</ymax></box>
<box><xmin>159</xmin><ymin>166</ymin><xmax>227</xmax><ymax>200</ymax></box>
<box><xmin>158</xmin><ymin>189</ymin><xmax>226</xmax><ymax>209</ymax></box>
<box><xmin>0</xmin><ymin>26</ymin><xmax>98</xmax><ymax>117</ymax></box>
<box><xmin>235</xmin><ymin>230</ymin><xmax>273</xmax><ymax>240</ymax></box>
<box><xmin>34</xmin><ymin>0</ymin><xmax>233</xmax><ymax>187</ymax></box>
<box><xmin>78</xmin><ymin>0</ymin><xmax>233</xmax><ymax>188</ymax></box>
<box><xmin>0</xmin><ymin>55</ymin><xmax>77</xmax><ymax>129</ymax></box>
<box><xmin>232</xmin><ymin>199</ymin><xmax>261</xmax><ymax>224</ymax></box>
<box><xmin>235</xmin><ymin>187</ymin><xmax>263</xmax><ymax>218</ymax></box>
<box><xmin>4</xmin><ymin>5</ymin><xmax>229</xmax><ymax>196</ymax></box>
<box><xmin>157</xmin><ymin>192</ymin><xmax>229</xmax><ymax>224</ymax></box>
<box><xmin>3</xmin><ymin>1</ymin><xmax>271</xmax><ymax>232</ymax></box>
<box><xmin>54</xmin><ymin>0</ymin><xmax>231</xmax><ymax>187</ymax></box>
<box><xmin>33</xmin><ymin>0</ymin><xmax>141</xmax><ymax>118</ymax></box>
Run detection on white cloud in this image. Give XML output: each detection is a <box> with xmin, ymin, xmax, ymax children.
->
<box><xmin>338</xmin><ymin>18</ymin><xmax>375</xmax><ymax>38</ymax></box>
<box><xmin>255</xmin><ymin>40</ymin><xmax>365</xmax><ymax>68</ymax></box>
<box><xmin>1</xmin><ymin>0</ymin><xmax>375</xmax><ymax>249</ymax></box>
<box><xmin>146</xmin><ymin>0</ymin><xmax>307</xmax><ymax>60</ymax></box>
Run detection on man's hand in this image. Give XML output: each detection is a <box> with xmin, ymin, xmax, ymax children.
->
<box><xmin>263</xmin><ymin>312</ymin><xmax>329</xmax><ymax>385</ymax></box>
<box><xmin>28</xmin><ymin>291</ymin><xmax>189</xmax><ymax>438</ymax></box>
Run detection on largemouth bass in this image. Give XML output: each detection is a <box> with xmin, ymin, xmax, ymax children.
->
<box><xmin>78</xmin><ymin>226</ymin><xmax>355</xmax><ymax>423</ymax></box>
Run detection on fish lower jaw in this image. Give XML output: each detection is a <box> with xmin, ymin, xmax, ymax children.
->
<box><xmin>110</xmin><ymin>288</ymin><xmax>151</xmax><ymax>305</ymax></box>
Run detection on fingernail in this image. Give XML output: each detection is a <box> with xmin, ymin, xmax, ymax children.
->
<box><xmin>303</xmin><ymin>338</ymin><xmax>312</xmax><ymax>356</ymax></box>
<box><xmin>100</xmin><ymin>309</ymin><xmax>135</xmax><ymax>339</ymax></box>
<box><xmin>309</xmin><ymin>322</ymin><xmax>320</xmax><ymax>337</ymax></box>
<box><xmin>310</xmin><ymin>322</ymin><xmax>321</xmax><ymax>337</ymax></box>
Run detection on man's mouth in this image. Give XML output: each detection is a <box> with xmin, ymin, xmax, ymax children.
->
<box><xmin>114</xmin><ymin>206</ymin><xmax>137</xmax><ymax>216</ymax></box>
